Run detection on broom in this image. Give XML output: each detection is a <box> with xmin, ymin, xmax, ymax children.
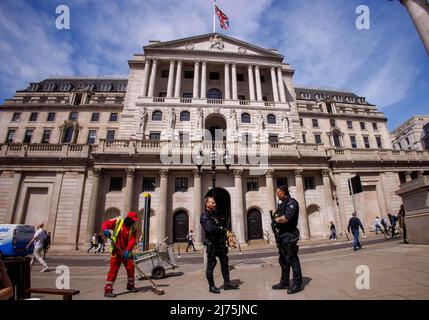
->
<box><xmin>108</xmin><ymin>235</ymin><xmax>165</xmax><ymax>296</ymax></box>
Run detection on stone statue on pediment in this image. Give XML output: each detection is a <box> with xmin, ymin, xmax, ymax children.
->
<box><xmin>282</xmin><ymin>113</ymin><xmax>290</xmax><ymax>133</ymax></box>
<box><xmin>139</xmin><ymin>107</ymin><xmax>148</xmax><ymax>134</ymax></box>
<box><xmin>209</xmin><ymin>34</ymin><xmax>224</xmax><ymax>51</ymax></box>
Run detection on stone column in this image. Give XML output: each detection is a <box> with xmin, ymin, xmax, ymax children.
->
<box><xmin>224</xmin><ymin>62</ymin><xmax>231</xmax><ymax>100</ymax></box>
<box><xmin>174</xmin><ymin>60</ymin><xmax>183</xmax><ymax>98</ymax></box>
<box><xmin>141</xmin><ymin>59</ymin><xmax>151</xmax><ymax>97</ymax></box>
<box><xmin>322</xmin><ymin>169</ymin><xmax>336</xmax><ymax>236</ymax></box>
<box><xmin>233</xmin><ymin>170</ymin><xmax>246</xmax><ymax>243</ymax></box>
<box><xmin>200</xmin><ymin>61</ymin><xmax>207</xmax><ymax>99</ymax></box>
<box><xmin>166</xmin><ymin>60</ymin><xmax>176</xmax><ymax>98</ymax></box>
<box><xmin>248</xmin><ymin>65</ymin><xmax>256</xmax><ymax>101</ymax></box>
<box><xmin>124</xmin><ymin>169</ymin><xmax>135</xmax><ymax>214</ymax></box>
<box><xmin>405</xmin><ymin>171</ymin><xmax>412</xmax><ymax>182</ymax></box>
<box><xmin>255</xmin><ymin>65</ymin><xmax>263</xmax><ymax>101</ymax></box>
<box><xmin>265</xmin><ymin>169</ymin><xmax>276</xmax><ymax>214</ymax></box>
<box><xmin>193</xmin><ymin>61</ymin><xmax>200</xmax><ymax>99</ymax></box>
<box><xmin>401</xmin><ymin>0</ymin><xmax>429</xmax><ymax>54</ymax></box>
<box><xmin>193</xmin><ymin>170</ymin><xmax>202</xmax><ymax>245</ymax></box>
<box><xmin>86</xmin><ymin>168</ymin><xmax>102</xmax><ymax>242</ymax></box>
<box><xmin>147</xmin><ymin>58</ymin><xmax>158</xmax><ymax>97</ymax></box>
<box><xmin>231</xmin><ymin>63</ymin><xmax>238</xmax><ymax>100</ymax></box>
<box><xmin>157</xmin><ymin>169</ymin><xmax>169</xmax><ymax>243</ymax></box>
<box><xmin>277</xmin><ymin>67</ymin><xmax>287</xmax><ymax>102</ymax></box>
<box><xmin>4</xmin><ymin>171</ymin><xmax>23</xmax><ymax>223</ymax></box>
<box><xmin>270</xmin><ymin>67</ymin><xmax>279</xmax><ymax>102</ymax></box>
<box><xmin>294</xmin><ymin>169</ymin><xmax>310</xmax><ymax>239</ymax></box>
<box><xmin>333</xmin><ymin>172</ymin><xmax>347</xmax><ymax>234</ymax></box>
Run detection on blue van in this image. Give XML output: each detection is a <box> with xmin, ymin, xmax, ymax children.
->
<box><xmin>0</xmin><ymin>224</ymin><xmax>35</xmax><ymax>258</ymax></box>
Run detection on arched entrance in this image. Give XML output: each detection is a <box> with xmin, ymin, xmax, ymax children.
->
<box><xmin>205</xmin><ymin>113</ymin><xmax>227</xmax><ymax>142</ymax></box>
<box><xmin>247</xmin><ymin>209</ymin><xmax>263</xmax><ymax>240</ymax></box>
<box><xmin>173</xmin><ymin>210</ymin><xmax>189</xmax><ymax>243</ymax></box>
<box><xmin>205</xmin><ymin>188</ymin><xmax>231</xmax><ymax>230</ymax></box>
<box><xmin>307</xmin><ymin>204</ymin><xmax>323</xmax><ymax>237</ymax></box>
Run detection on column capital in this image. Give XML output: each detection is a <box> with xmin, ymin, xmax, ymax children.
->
<box><xmin>194</xmin><ymin>60</ymin><xmax>201</xmax><ymax>65</ymax></box>
<box><xmin>254</xmin><ymin>64</ymin><xmax>260</xmax><ymax>69</ymax></box>
<box><xmin>152</xmin><ymin>58</ymin><xmax>159</xmax><ymax>63</ymax></box>
<box><xmin>322</xmin><ymin>169</ymin><xmax>331</xmax><ymax>177</ymax></box>
<box><xmin>233</xmin><ymin>169</ymin><xmax>243</xmax><ymax>177</ymax></box>
<box><xmin>417</xmin><ymin>170</ymin><xmax>424</xmax><ymax>177</ymax></box>
<box><xmin>169</xmin><ymin>59</ymin><xmax>176</xmax><ymax>65</ymax></box>
<box><xmin>177</xmin><ymin>59</ymin><xmax>184</xmax><ymax>64</ymax></box>
<box><xmin>294</xmin><ymin>169</ymin><xmax>303</xmax><ymax>177</ymax></box>
<box><xmin>271</xmin><ymin>66</ymin><xmax>276</xmax><ymax>71</ymax></box>
<box><xmin>265</xmin><ymin>169</ymin><xmax>275</xmax><ymax>178</ymax></box>
<box><xmin>160</xmin><ymin>169</ymin><xmax>169</xmax><ymax>178</ymax></box>
<box><xmin>224</xmin><ymin>62</ymin><xmax>231</xmax><ymax>67</ymax></box>
<box><xmin>201</xmin><ymin>60</ymin><xmax>208</xmax><ymax>65</ymax></box>
<box><xmin>126</xmin><ymin>168</ymin><xmax>135</xmax><ymax>177</ymax></box>
<box><xmin>248</xmin><ymin>64</ymin><xmax>254</xmax><ymax>69</ymax></box>
<box><xmin>92</xmin><ymin>168</ymin><xmax>102</xmax><ymax>177</ymax></box>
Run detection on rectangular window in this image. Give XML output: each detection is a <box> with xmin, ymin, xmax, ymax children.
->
<box><xmin>184</xmin><ymin>71</ymin><xmax>194</xmax><ymax>79</ymax></box>
<box><xmin>182</xmin><ymin>92</ymin><xmax>193</xmax><ymax>98</ymax></box>
<box><xmin>347</xmin><ymin>120</ymin><xmax>353</xmax><ymax>129</ymax></box>
<box><xmin>87</xmin><ymin>130</ymin><xmax>97</xmax><ymax>145</ymax></box>
<box><xmin>269</xmin><ymin>134</ymin><xmax>279</xmax><ymax>144</ymax></box>
<box><xmin>5</xmin><ymin>129</ymin><xmax>16</xmax><ymax>144</ymax></box>
<box><xmin>247</xmin><ymin>177</ymin><xmax>259</xmax><ymax>191</ymax></box>
<box><xmin>330</xmin><ymin>119</ymin><xmax>336</xmax><ymax>127</ymax></box>
<box><xmin>333</xmin><ymin>134</ymin><xmax>341</xmax><ymax>147</ymax></box>
<box><xmin>47</xmin><ymin>112</ymin><xmax>56</xmax><ymax>122</ymax></box>
<box><xmin>109</xmin><ymin>177</ymin><xmax>123</xmax><ymax>191</ymax></box>
<box><xmin>300</xmin><ymin>118</ymin><xmax>303</xmax><ymax>127</ymax></box>
<box><xmin>23</xmin><ymin>130</ymin><xmax>33</xmax><ymax>143</ymax></box>
<box><xmin>276</xmin><ymin>177</ymin><xmax>288</xmax><ymax>188</ymax></box>
<box><xmin>237</xmin><ymin>74</ymin><xmax>244</xmax><ymax>82</ymax></box>
<box><xmin>109</xmin><ymin>113</ymin><xmax>118</xmax><ymax>122</ymax></box>
<box><xmin>69</xmin><ymin>111</ymin><xmax>78</xmax><ymax>121</ymax></box>
<box><xmin>106</xmin><ymin>130</ymin><xmax>115</xmax><ymax>142</ymax></box>
<box><xmin>73</xmin><ymin>93</ymin><xmax>83</xmax><ymax>106</ymax></box>
<box><xmin>42</xmin><ymin>130</ymin><xmax>51</xmax><ymax>144</ymax></box>
<box><xmin>363</xmin><ymin>136</ymin><xmax>370</xmax><ymax>149</ymax></box>
<box><xmin>326</xmin><ymin>103</ymin><xmax>333</xmax><ymax>114</ymax></box>
<box><xmin>209</xmin><ymin>72</ymin><xmax>220</xmax><ymax>80</ymax></box>
<box><xmin>312</xmin><ymin>119</ymin><xmax>319</xmax><ymax>128</ymax></box>
<box><xmin>314</xmin><ymin>134</ymin><xmax>322</xmax><ymax>144</ymax></box>
<box><xmin>12</xmin><ymin>113</ymin><xmax>21</xmax><ymax>122</ymax></box>
<box><xmin>372</xmin><ymin>123</ymin><xmax>378</xmax><ymax>131</ymax></box>
<box><xmin>142</xmin><ymin>177</ymin><xmax>156</xmax><ymax>192</ymax></box>
<box><xmin>260</xmin><ymin>75</ymin><xmax>265</xmax><ymax>83</ymax></box>
<box><xmin>175</xmin><ymin>178</ymin><xmax>188</xmax><ymax>192</ymax></box>
<box><xmin>360</xmin><ymin>122</ymin><xmax>366</xmax><ymax>130</ymax></box>
<box><xmin>158</xmin><ymin>92</ymin><xmax>167</xmax><ymax>97</ymax></box>
<box><xmin>91</xmin><ymin>112</ymin><xmax>100</xmax><ymax>122</ymax></box>
<box><xmin>161</xmin><ymin>70</ymin><xmax>169</xmax><ymax>78</ymax></box>
<box><xmin>29</xmin><ymin>112</ymin><xmax>38</xmax><ymax>122</ymax></box>
<box><xmin>238</xmin><ymin>95</ymin><xmax>246</xmax><ymax>101</ymax></box>
<box><xmin>304</xmin><ymin>177</ymin><xmax>316</xmax><ymax>190</ymax></box>
<box><xmin>376</xmin><ymin>136</ymin><xmax>383</xmax><ymax>149</ymax></box>
<box><xmin>350</xmin><ymin>136</ymin><xmax>357</xmax><ymax>148</ymax></box>
<box><xmin>302</xmin><ymin>134</ymin><xmax>307</xmax><ymax>143</ymax></box>
<box><xmin>149</xmin><ymin>132</ymin><xmax>161</xmax><ymax>141</ymax></box>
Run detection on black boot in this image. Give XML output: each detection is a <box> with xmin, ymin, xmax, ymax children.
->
<box><xmin>287</xmin><ymin>284</ymin><xmax>303</xmax><ymax>295</ymax></box>
<box><xmin>224</xmin><ymin>282</ymin><xmax>239</xmax><ymax>290</ymax></box>
<box><xmin>127</xmin><ymin>286</ymin><xmax>138</xmax><ymax>293</ymax></box>
<box><xmin>272</xmin><ymin>282</ymin><xmax>289</xmax><ymax>290</ymax></box>
<box><xmin>104</xmin><ymin>291</ymin><xmax>117</xmax><ymax>298</ymax></box>
<box><xmin>209</xmin><ymin>286</ymin><xmax>221</xmax><ymax>294</ymax></box>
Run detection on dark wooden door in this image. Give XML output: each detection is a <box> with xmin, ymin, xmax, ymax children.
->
<box><xmin>247</xmin><ymin>209</ymin><xmax>263</xmax><ymax>240</ymax></box>
<box><xmin>173</xmin><ymin>211</ymin><xmax>189</xmax><ymax>243</ymax></box>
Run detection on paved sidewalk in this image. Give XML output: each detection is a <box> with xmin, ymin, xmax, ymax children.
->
<box><xmin>29</xmin><ymin>240</ymin><xmax>429</xmax><ymax>300</ymax></box>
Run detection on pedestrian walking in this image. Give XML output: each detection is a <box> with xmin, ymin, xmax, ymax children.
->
<box><xmin>95</xmin><ymin>233</ymin><xmax>105</xmax><ymax>254</ymax></box>
<box><xmin>186</xmin><ymin>230</ymin><xmax>196</xmax><ymax>252</ymax></box>
<box><xmin>373</xmin><ymin>216</ymin><xmax>383</xmax><ymax>235</ymax></box>
<box><xmin>87</xmin><ymin>233</ymin><xmax>98</xmax><ymax>254</ymax></box>
<box><xmin>381</xmin><ymin>216</ymin><xmax>389</xmax><ymax>234</ymax></box>
<box><xmin>388</xmin><ymin>213</ymin><xmax>398</xmax><ymax>239</ymax></box>
<box><xmin>398</xmin><ymin>205</ymin><xmax>408</xmax><ymax>244</ymax></box>
<box><xmin>26</xmin><ymin>223</ymin><xmax>49</xmax><ymax>272</ymax></box>
<box><xmin>43</xmin><ymin>232</ymin><xmax>51</xmax><ymax>259</ymax></box>
<box><xmin>348</xmin><ymin>212</ymin><xmax>365</xmax><ymax>251</ymax></box>
<box><xmin>329</xmin><ymin>221</ymin><xmax>337</xmax><ymax>240</ymax></box>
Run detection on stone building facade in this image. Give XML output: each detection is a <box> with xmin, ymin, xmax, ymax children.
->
<box><xmin>1</xmin><ymin>33</ymin><xmax>428</xmax><ymax>250</ymax></box>
<box><xmin>391</xmin><ymin>115</ymin><xmax>429</xmax><ymax>151</ymax></box>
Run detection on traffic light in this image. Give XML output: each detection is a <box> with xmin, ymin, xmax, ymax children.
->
<box><xmin>349</xmin><ymin>175</ymin><xmax>363</xmax><ymax>195</ymax></box>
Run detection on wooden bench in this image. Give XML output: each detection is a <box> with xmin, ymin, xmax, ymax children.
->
<box><xmin>26</xmin><ymin>288</ymin><xmax>80</xmax><ymax>300</ymax></box>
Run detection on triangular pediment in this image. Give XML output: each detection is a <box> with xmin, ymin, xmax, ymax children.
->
<box><xmin>144</xmin><ymin>33</ymin><xmax>283</xmax><ymax>58</ymax></box>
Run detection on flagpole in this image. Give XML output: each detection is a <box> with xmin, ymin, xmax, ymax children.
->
<box><xmin>213</xmin><ymin>0</ymin><xmax>216</xmax><ymax>33</ymax></box>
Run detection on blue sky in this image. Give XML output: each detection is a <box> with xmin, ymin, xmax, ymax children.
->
<box><xmin>0</xmin><ymin>0</ymin><xmax>427</xmax><ymax>131</ymax></box>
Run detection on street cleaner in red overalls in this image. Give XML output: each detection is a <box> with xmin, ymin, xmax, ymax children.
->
<box><xmin>102</xmin><ymin>211</ymin><xmax>138</xmax><ymax>298</ymax></box>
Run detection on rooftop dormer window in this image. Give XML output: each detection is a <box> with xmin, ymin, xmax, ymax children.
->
<box><xmin>28</xmin><ymin>83</ymin><xmax>40</xmax><ymax>92</ymax></box>
<box><xmin>117</xmin><ymin>84</ymin><xmax>127</xmax><ymax>92</ymax></box>
<box><xmin>59</xmin><ymin>83</ymin><xmax>72</xmax><ymax>92</ymax></box>
<box><xmin>101</xmin><ymin>83</ymin><xmax>113</xmax><ymax>92</ymax></box>
<box><xmin>80</xmin><ymin>82</ymin><xmax>95</xmax><ymax>91</ymax></box>
<box><xmin>43</xmin><ymin>83</ymin><xmax>56</xmax><ymax>92</ymax></box>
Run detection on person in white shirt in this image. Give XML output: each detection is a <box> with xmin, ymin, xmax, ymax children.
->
<box><xmin>373</xmin><ymin>216</ymin><xmax>383</xmax><ymax>235</ymax></box>
<box><xmin>26</xmin><ymin>223</ymin><xmax>49</xmax><ymax>272</ymax></box>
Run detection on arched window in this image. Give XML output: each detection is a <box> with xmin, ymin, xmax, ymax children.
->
<box><xmin>241</xmin><ymin>113</ymin><xmax>251</xmax><ymax>124</ymax></box>
<box><xmin>180</xmin><ymin>111</ymin><xmax>190</xmax><ymax>121</ymax></box>
<box><xmin>152</xmin><ymin>110</ymin><xmax>162</xmax><ymax>121</ymax></box>
<box><xmin>267</xmin><ymin>114</ymin><xmax>276</xmax><ymax>124</ymax></box>
<box><xmin>207</xmin><ymin>88</ymin><xmax>222</xmax><ymax>99</ymax></box>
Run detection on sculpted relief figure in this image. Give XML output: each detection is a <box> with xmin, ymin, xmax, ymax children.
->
<box><xmin>139</xmin><ymin>107</ymin><xmax>148</xmax><ymax>134</ymax></box>
<box><xmin>282</xmin><ymin>113</ymin><xmax>290</xmax><ymax>133</ymax></box>
<box><xmin>230</xmin><ymin>109</ymin><xmax>238</xmax><ymax>131</ymax></box>
<box><xmin>209</xmin><ymin>34</ymin><xmax>224</xmax><ymax>50</ymax></box>
<box><xmin>197</xmin><ymin>108</ymin><xmax>204</xmax><ymax>130</ymax></box>
<box><xmin>169</xmin><ymin>108</ymin><xmax>176</xmax><ymax>129</ymax></box>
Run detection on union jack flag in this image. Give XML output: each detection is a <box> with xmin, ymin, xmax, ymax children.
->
<box><xmin>215</xmin><ymin>5</ymin><xmax>230</xmax><ymax>30</ymax></box>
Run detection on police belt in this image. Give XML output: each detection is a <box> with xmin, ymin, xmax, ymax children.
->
<box><xmin>278</xmin><ymin>229</ymin><xmax>300</xmax><ymax>243</ymax></box>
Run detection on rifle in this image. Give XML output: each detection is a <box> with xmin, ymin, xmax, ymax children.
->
<box><xmin>270</xmin><ymin>210</ymin><xmax>288</xmax><ymax>258</ymax></box>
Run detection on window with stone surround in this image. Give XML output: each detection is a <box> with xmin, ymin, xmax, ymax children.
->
<box><xmin>142</xmin><ymin>177</ymin><xmax>156</xmax><ymax>192</ymax></box>
<box><xmin>106</xmin><ymin>130</ymin><xmax>116</xmax><ymax>142</ymax></box>
<box><xmin>29</xmin><ymin>112</ymin><xmax>38</xmax><ymax>122</ymax></box>
<box><xmin>87</xmin><ymin>130</ymin><xmax>97</xmax><ymax>145</ymax></box>
<box><xmin>175</xmin><ymin>177</ymin><xmax>188</xmax><ymax>192</ymax></box>
<box><xmin>304</xmin><ymin>177</ymin><xmax>316</xmax><ymax>190</ymax></box>
<box><xmin>267</xmin><ymin>114</ymin><xmax>276</xmax><ymax>124</ymax></box>
<box><xmin>109</xmin><ymin>177</ymin><xmax>123</xmax><ymax>191</ymax></box>
<box><xmin>5</xmin><ymin>129</ymin><xmax>16</xmax><ymax>144</ymax></box>
<box><xmin>11</xmin><ymin>112</ymin><xmax>21</xmax><ymax>122</ymax></box>
<box><xmin>247</xmin><ymin>177</ymin><xmax>259</xmax><ymax>191</ymax></box>
<box><xmin>276</xmin><ymin>177</ymin><xmax>288</xmax><ymax>188</ymax></box>
<box><xmin>350</xmin><ymin>136</ymin><xmax>357</xmax><ymax>149</ymax></box>
<box><xmin>152</xmin><ymin>110</ymin><xmax>163</xmax><ymax>121</ymax></box>
<box><xmin>47</xmin><ymin>112</ymin><xmax>56</xmax><ymax>122</ymax></box>
<box><xmin>42</xmin><ymin>129</ymin><xmax>52</xmax><ymax>144</ymax></box>
<box><xmin>363</xmin><ymin>136</ymin><xmax>370</xmax><ymax>149</ymax></box>
<box><xmin>23</xmin><ymin>129</ymin><xmax>33</xmax><ymax>144</ymax></box>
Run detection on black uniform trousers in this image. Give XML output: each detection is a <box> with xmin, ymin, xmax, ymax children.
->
<box><xmin>205</xmin><ymin>242</ymin><xmax>230</xmax><ymax>287</ymax></box>
<box><xmin>278</xmin><ymin>232</ymin><xmax>303</xmax><ymax>286</ymax></box>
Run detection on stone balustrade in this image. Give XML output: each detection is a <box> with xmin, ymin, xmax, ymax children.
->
<box><xmin>0</xmin><ymin>143</ymin><xmax>91</xmax><ymax>158</ymax></box>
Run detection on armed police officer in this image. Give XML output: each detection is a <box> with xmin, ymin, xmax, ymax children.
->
<box><xmin>271</xmin><ymin>185</ymin><xmax>303</xmax><ymax>294</ymax></box>
<box><xmin>201</xmin><ymin>196</ymin><xmax>239</xmax><ymax>294</ymax></box>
